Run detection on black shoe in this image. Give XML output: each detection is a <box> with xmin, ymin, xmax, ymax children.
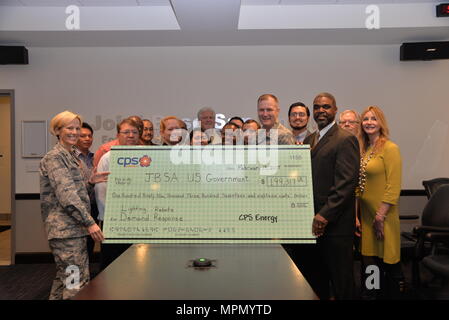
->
<box><xmin>386</xmin><ymin>276</ymin><xmax>406</xmax><ymax>300</ymax></box>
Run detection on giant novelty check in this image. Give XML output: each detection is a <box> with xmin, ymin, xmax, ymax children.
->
<box><xmin>103</xmin><ymin>145</ymin><xmax>315</xmax><ymax>244</ymax></box>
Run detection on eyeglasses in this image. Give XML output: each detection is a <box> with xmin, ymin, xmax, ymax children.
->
<box><xmin>120</xmin><ymin>130</ymin><xmax>139</xmax><ymax>136</ymax></box>
<box><xmin>143</xmin><ymin>127</ymin><xmax>153</xmax><ymax>132</ymax></box>
<box><xmin>313</xmin><ymin>104</ymin><xmax>333</xmax><ymax>110</ymax></box>
<box><xmin>339</xmin><ymin>120</ymin><xmax>359</xmax><ymax>125</ymax></box>
<box><xmin>290</xmin><ymin>112</ymin><xmax>307</xmax><ymax>118</ymax></box>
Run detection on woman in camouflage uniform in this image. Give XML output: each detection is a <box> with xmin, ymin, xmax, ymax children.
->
<box><xmin>40</xmin><ymin>111</ymin><xmax>108</xmax><ymax>300</ymax></box>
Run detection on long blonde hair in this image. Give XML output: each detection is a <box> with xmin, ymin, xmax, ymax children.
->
<box><xmin>359</xmin><ymin>106</ymin><xmax>389</xmax><ymax>154</ymax></box>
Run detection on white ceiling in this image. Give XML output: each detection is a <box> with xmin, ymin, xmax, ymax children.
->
<box><xmin>0</xmin><ymin>0</ymin><xmax>170</xmax><ymax>6</ymax></box>
<box><xmin>0</xmin><ymin>0</ymin><xmax>448</xmax><ymax>46</ymax></box>
<box><xmin>0</xmin><ymin>0</ymin><xmax>444</xmax><ymax>5</ymax></box>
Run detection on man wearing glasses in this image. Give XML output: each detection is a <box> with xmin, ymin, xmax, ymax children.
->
<box><xmin>93</xmin><ymin>115</ymin><xmax>143</xmax><ymax>167</ymax></box>
<box><xmin>338</xmin><ymin>109</ymin><xmax>361</xmax><ymax>136</ymax></box>
<box><xmin>288</xmin><ymin>102</ymin><xmax>313</xmax><ymax>144</ymax></box>
<box><xmin>301</xmin><ymin>92</ymin><xmax>360</xmax><ymax>300</ymax></box>
<box><xmin>95</xmin><ymin>117</ymin><xmax>141</xmax><ymax>270</ymax></box>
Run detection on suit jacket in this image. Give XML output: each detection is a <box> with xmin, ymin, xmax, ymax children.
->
<box><xmin>294</xmin><ymin>129</ymin><xmax>314</xmax><ymax>144</ymax></box>
<box><xmin>304</xmin><ymin>124</ymin><xmax>360</xmax><ymax>236</ymax></box>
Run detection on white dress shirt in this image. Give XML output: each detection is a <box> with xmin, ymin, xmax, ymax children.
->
<box><xmin>95</xmin><ymin>150</ymin><xmax>111</xmax><ymax>221</ymax></box>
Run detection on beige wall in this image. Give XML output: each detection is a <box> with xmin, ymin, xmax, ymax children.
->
<box><xmin>0</xmin><ymin>46</ymin><xmax>447</xmax><ymax>192</ymax></box>
<box><xmin>0</xmin><ymin>45</ymin><xmax>444</xmax><ymax>255</ymax></box>
<box><xmin>0</xmin><ymin>96</ymin><xmax>11</xmax><ymax>215</ymax></box>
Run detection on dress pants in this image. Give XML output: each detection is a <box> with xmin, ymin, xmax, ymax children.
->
<box><xmin>86</xmin><ymin>201</ymin><xmax>99</xmax><ymax>262</ymax></box>
<box><xmin>48</xmin><ymin>237</ymin><xmax>89</xmax><ymax>300</ymax></box>
<box><xmin>283</xmin><ymin>235</ymin><xmax>355</xmax><ymax>300</ymax></box>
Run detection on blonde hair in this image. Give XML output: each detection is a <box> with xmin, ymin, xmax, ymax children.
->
<box><xmin>257</xmin><ymin>94</ymin><xmax>279</xmax><ymax>109</ymax></box>
<box><xmin>160</xmin><ymin>116</ymin><xmax>183</xmax><ymax>133</ymax></box>
<box><xmin>49</xmin><ymin>110</ymin><xmax>82</xmax><ymax>137</ymax></box>
<box><xmin>339</xmin><ymin>109</ymin><xmax>361</xmax><ymax>123</ymax></box>
<box><xmin>360</xmin><ymin>106</ymin><xmax>390</xmax><ymax>154</ymax></box>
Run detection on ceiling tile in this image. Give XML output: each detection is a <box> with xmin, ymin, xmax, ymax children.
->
<box><xmin>241</xmin><ymin>0</ymin><xmax>281</xmax><ymax>5</ymax></box>
<box><xmin>78</xmin><ymin>0</ymin><xmax>138</xmax><ymax>6</ymax></box>
<box><xmin>19</xmin><ymin>0</ymin><xmax>82</xmax><ymax>6</ymax></box>
<box><xmin>137</xmin><ymin>0</ymin><xmax>170</xmax><ymax>6</ymax></box>
<box><xmin>0</xmin><ymin>0</ymin><xmax>23</xmax><ymax>6</ymax></box>
<box><xmin>337</xmin><ymin>0</ymin><xmax>393</xmax><ymax>3</ymax></box>
<box><xmin>393</xmin><ymin>0</ymin><xmax>440</xmax><ymax>3</ymax></box>
<box><xmin>280</xmin><ymin>0</ymin><xmax>337</xmax><ymax>5</ymax></box>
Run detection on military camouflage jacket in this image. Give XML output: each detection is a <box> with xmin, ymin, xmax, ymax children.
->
<box><xmin>40</xmin><ymin>142</ymin><xmax>95</xmax><ymax>240</ymax></box>
<box><xmin>262</xmin><ymin>122</ymin><xmax>295</xmax><ymax>145</ymax></box>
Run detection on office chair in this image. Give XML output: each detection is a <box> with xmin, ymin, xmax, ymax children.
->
<box><xmin>399</xmin><ymin>177</ymin><xmax>449</xmax><ymax>225</ymax></box>
<box><xmin>421</xmin><ymin>232</ymin><xmax>449</xmax><ymax>298</ymax></box>
<box><xmin>403</xmin><ymin>185</ymin><xmax>449</xmax><ymax>290</ymax></box>
<box><xmin>422</xmin><ymin>177</ymin><xmax>449</xmax><ymax>199</ymax></box>
<box><xmin>400</xmin><ymin>178</ymin><xmax>449</xmax><ymax>251</ymax></box>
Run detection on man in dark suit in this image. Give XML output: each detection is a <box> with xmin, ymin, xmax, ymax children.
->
<box><xmin>302</xmin><ymin>92</ymin><xmax>360</xmax><ymax>300</ymax></box>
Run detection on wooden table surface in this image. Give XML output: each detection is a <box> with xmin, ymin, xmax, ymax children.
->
<box><xmin>74</xmin><ymin>243</ymin><xmax>318</xmax><ymax>300</ymax></box>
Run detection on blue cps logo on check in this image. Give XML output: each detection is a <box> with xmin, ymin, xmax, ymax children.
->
<box><xmin>117</xmin><ymin>155</ymin><xmax>152</xmax><ymax>168</ymax></box>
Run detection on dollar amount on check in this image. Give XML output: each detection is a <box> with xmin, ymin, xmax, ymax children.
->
<box><xmin>103</xmin><ymin>145</ymin><xmax>316</xmax><ymax>244</ymax></box>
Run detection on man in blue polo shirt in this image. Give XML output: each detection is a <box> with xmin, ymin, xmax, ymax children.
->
<box><xmin>75</xmin><ymin>122</ymin><xmax>99</xmax><ymax>266</ymax></box>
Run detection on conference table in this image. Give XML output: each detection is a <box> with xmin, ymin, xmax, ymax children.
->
<box><xmin>74</xmin><ymin>243</ymin><xmax>318</xmax><ymax>300</ymax></box>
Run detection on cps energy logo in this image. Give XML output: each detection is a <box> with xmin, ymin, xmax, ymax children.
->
<box><xmin>117</xmin><ymin>155</ymin><xmax>152</xmax><ymax>168</ymax></box>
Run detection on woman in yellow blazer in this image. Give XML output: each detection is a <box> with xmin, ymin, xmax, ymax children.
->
<box><xmin>357</xmin><ymin>106</ymin><xmax>404</xmax><ymax>299</ymax></box>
